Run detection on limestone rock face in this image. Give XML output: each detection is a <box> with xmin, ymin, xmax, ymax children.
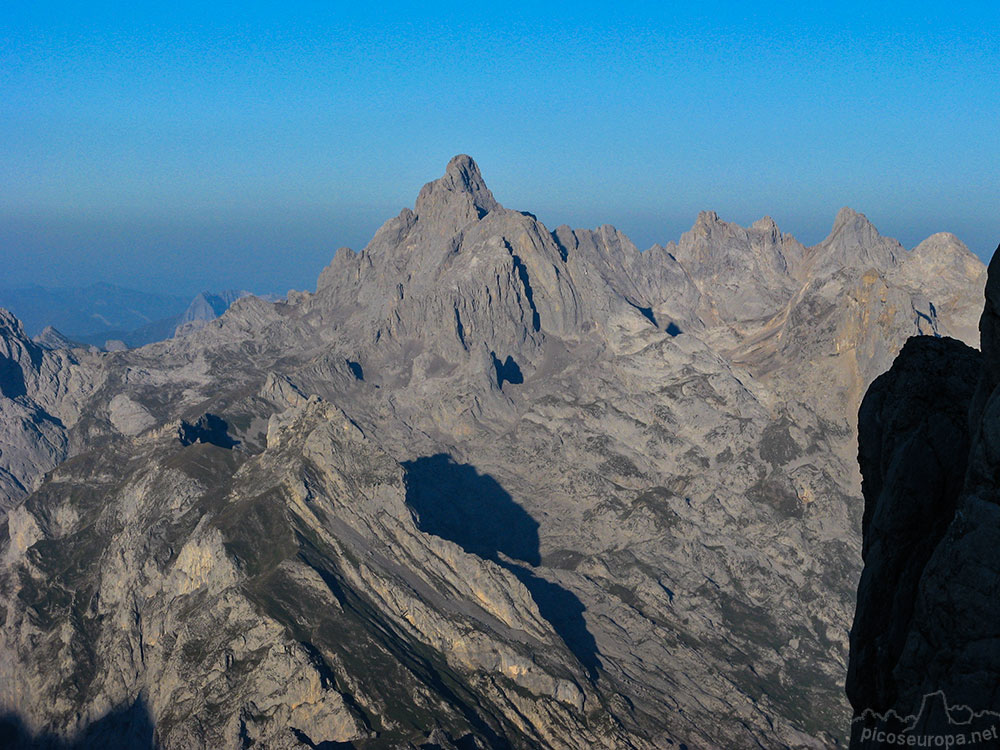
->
<box><xmin>669</xmin><ymin>209</ymin><xmax>806</xmax><ymax>323</ymax></box>
<box><xmin>0</xmin><ymin>311</ymin><xmax>105</xmax><ymax>510</ymax></box>
<box><xmin>848</xmin><ymin>244</ymin><xmax>1000</xmax><ymax>747</ymax></box>
<box><xmin>809</xmin><ymin>208</ymin><xmax>902</xmax><ymax>276</ymax></box>
<box><xmin>0</xmin><ymin>158</ymin><xmax>988</xmax><ymax>748</ymax></box>
<box><xmin>413</xmin><ymin>153</ymin><xmax>501</xmax><ymax>235</ymax></box>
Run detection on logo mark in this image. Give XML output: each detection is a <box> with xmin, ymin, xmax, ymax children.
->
<box><xmin>852</xmin><ymin>691</ymin><xmax>1000</xmax><ymax>747</ymax></box>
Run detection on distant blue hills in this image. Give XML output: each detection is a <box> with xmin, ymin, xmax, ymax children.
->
<box><xmin>0</xmin><ymin>283</ymin><xmax>258</xmax><ymax>349</ymax></box>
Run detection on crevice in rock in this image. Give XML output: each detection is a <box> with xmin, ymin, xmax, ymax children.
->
<box><xmin>503</xmin><ymin>240</ymin><xmax>540</xmax><ymax>332</ymax></box>
<box><xmin>550</xmin><ymin>232</ymin><xmax>569</xmax><ymax>263</ymax></box>
<box><xmin>454</xmin><ymin>308</ymin><xmax>467</xmax><ymax>350</ymax></box>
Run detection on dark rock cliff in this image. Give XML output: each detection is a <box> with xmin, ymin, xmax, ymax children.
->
<box><xmin>848</xmin><ymin>245</ymin><xmax>1000</xmax><ymax>747</ymax></box>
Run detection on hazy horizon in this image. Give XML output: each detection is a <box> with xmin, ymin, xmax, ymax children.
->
<box><xmin>4</xmin><ymin>2</ymin><xmax>998</xmax><ymax>297</ymax></box>
<box><xmin>0</xmin><ymin>194</ymin><xmax>990</xmax><ymax>300</ymax></box>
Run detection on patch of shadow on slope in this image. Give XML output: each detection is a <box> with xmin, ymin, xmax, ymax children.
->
<box><xmin>0</xmin><ymin>697</ymin><xmax>155</xmax><ymax>749</ymax></box>
<box><xmin>290</xmin><ymin>727</ymin><xmax>357</xmax><ymax>749</ymax></box>
<box><xmin>402</xmin><ymin>454</ymin><xmax>540</xmax><ymax>565</ymax></box>
<box><xmin>345</xmin><ymin>359</ymin><xmax>364</xmax><ymax>381</ymax></box>
<box><xmin>177</xmin><ymin>413</ymin><xmax>238</xmax><ymax>449</ymax></box>
<box><xmin>490</xmin><ymin>353</ymin><xmax>523</xmax><ymax>389</ymax></box>
<box><xmin>504</xmin><ymin>566</ymin><xmax>600</xmax><ymax>679</ymax></box>
<box><xmin>0</xmin><ymin>356</ymin><xmax>27</xmax><ymax>398</ymax></box>
<box><xmin>402</xmin><ymin>454</ymin><xmax>601</xmax><ymax>679</ymax></box>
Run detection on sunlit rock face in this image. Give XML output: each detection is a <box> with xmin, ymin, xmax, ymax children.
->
<box><xmin>0</xmin><ymin>157</ymin><xmax>987</xmax><ymax>749</ymax></box>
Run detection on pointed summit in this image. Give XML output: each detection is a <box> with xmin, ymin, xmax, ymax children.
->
<box><xmin>414</xmin><ymin>155</ymin><xmax>500</xmax><ymax>234</ymax></box>
<box><xmin>752</xmin><ymin>216</ymin><xmax>778</xmax><ymax>232</ymax></box>
<box><xmin>828</xmin><ymin>207</ymin><xmax>881</xmax><ymax>247</ymax></box>
<box><xmin>695</xmin><ymin>210</ymin><xmax>721</xmax><ymax>228</ymax></box>
<box><xmin>33</xmin><ymin>326</ymin><xmax>82</xmax><ymax>351</ymax></box>
<box><xmin>833</xmin><ymin>206</ymin><xmax>867</xmax><ymax>229</ymax></box>
<box><xmin>905</xmin><ymin>232</ymin><xmax>985</xmax><ymax>284</ymax></box>
<box><xmin>443</xmin><ymin>154</ymin><xmax>493</xmax><ymax>199</ymax></box>
<box><xmin>0</xmin><ymin>308</ymin><xmax>28</xmax><ymax>339</ymax></box>
<box><xmin>0</xmin><ymin>308</ymin><xmax>42</xmax><ymax>399</ymax></box>
<box><xmin>811</xmin><ymin>207</ymin><xmax>901</xmax><ymax>273</ymax></box>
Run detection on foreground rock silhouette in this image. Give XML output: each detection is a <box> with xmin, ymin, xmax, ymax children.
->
<box><xmin>849</xmin><ymin>245</ymin><xmax>1000</xmax><ymax>747</ymax></box>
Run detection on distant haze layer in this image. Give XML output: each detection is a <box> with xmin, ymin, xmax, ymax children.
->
<box><xmin>3</xmin><ymin>2</ymin><xmax>998</xmax><ymax>294</ymax></box>
<box><xmin>1</xmin><ymin>202</ymin><xmax>995</xmax><ymax>300</ymax></box>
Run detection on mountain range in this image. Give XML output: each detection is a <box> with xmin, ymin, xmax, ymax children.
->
<box><xmin>0</xmin><ymin>156</ymin><xmax>987</xmax><ymax>748</ymax></box>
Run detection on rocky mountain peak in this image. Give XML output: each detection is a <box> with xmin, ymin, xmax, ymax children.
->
<box><xmin>810</xmin><ymin>206</ymin><xmax>901</xmax><ymax>274</ymax></box>
<box><xmin>0</xmin><ymin>308</ymin><xmax>27</xmax><ymax>339</ymax></box>
<box><xmin>692</xmin><ymin>210</ymin><xmax>722</xmax><ymax>232</ymax></box>
<box><xmin>832</xmin><ymin>205</ymin><xmax>869</xmax><ymax>230</ymax></box>
<box><xmin>908</xmin><ymin>232</ymin><xmax>978</xmax><ymax>267</ymax></box>
<box><xmin>444</xmin><ymin>153</ymin><xmax>489</xmax><ymax>191</ymax></box>
<box><xmin>900</xmin><ymin>233</ymin><xmax>986</xmax><ymax>289</ymax></box>
<box><xmin>413</xmin><ymin>154</ymin><xmax>500</xmax><ymax>232</ymax></box>
<box><xmin>751</xmin><ymin>215</ymin><xmax>778</xmax><ymax>230</ymax></box>
<box><xmin>0</xmin><ymin>309</ymin><xmax>42</xmax><ymax>396</ymax></box>
<box><xmin>32</xmin><ymin>326</ymin><xmax>83</xmax><ymax>351</ymax></box>
<box><xmin>826</xmin><ymin>207</ymin><xmax>887</xmax><ymax>255</ymax></box>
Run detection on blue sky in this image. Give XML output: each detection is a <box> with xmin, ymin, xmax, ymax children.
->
<box><xmin>2</xmin><ymin>1</ymin><xmax>998</xmax><ymax>295</ymax></box>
